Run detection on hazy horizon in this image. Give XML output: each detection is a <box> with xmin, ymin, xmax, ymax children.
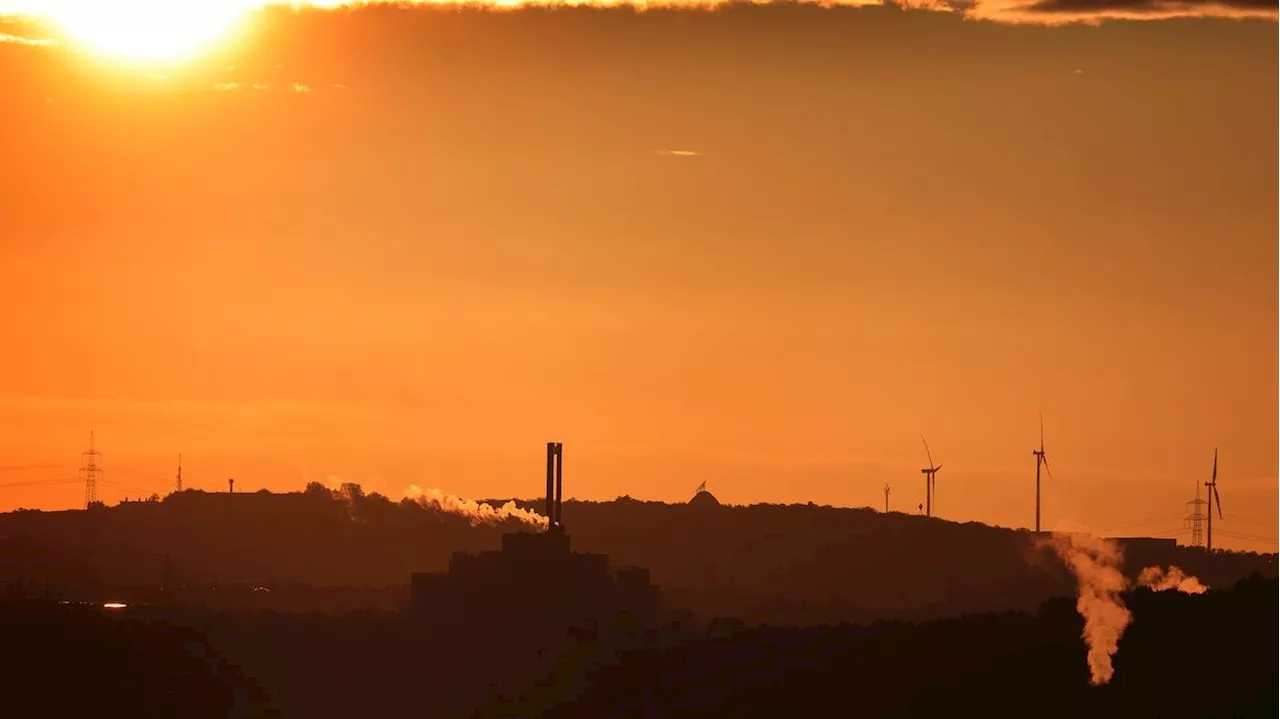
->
<box><xmin>1</xmin><ymin>4</ymin><xmax>1276</xmax><ymax>552</ymax></box>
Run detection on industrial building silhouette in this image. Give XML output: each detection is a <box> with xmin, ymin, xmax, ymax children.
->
<box><xmin>408</xmin><ymin>443</ymin><xmax>658</xmax><ymax>640</ymax></box>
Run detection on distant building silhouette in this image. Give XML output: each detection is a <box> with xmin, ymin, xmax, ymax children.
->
<box><xmin>689</xmin><ymin>481</ymin><xmax>721</xmax><ymax>509</ymax></box>
<box><xmin>408</xmin><ymin>443</ymin><xmax>658</xmax><ymax>640</ymax></box>
<box><xmin>1109</xmin><ymin>537</ymin><xmax>1178</xmax><ymax>552</ymax></box>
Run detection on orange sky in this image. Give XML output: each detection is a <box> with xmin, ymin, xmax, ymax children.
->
<box><xmin>0</xmin><ymin>4</ymin><xmax>1276</xmax><ymax>552</ymax></box>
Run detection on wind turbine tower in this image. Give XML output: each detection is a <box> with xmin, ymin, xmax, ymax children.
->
<box><xmin>920</xmin><ymin>435</ymin><xmax>942</xmax><ymax>518</ymax></box>
<box><xmin>1204</xmin><ymin>448</ymin><xmax>1223</xmax><ymax>552</ymax></box>
<box><xmin>1032</xmin><ymin>415</ymin><xmax>1053</xmax><ymax>533</ymax></box>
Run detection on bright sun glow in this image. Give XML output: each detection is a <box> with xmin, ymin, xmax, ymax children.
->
<box><xmin>35</xmin><ymin>1</ymin><xmax>259</xmax><ymax>64</ymax></box>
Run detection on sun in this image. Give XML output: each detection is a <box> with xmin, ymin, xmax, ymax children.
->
<box><xmin>41</xmin><ymin>1</ymin><xmax>256</xmax><ymax>64</ymax></box>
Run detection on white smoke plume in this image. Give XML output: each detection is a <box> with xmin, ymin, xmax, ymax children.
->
<box><xmin>1040</xmin><ymin>532</ymin><xmax>1133</xmax><ymax>686</ymax></box>
<box><xmin>1137</xmin><ymin>565</ymin><xmax>1208</xmax><ymax>595</ymax></box>
<box><xmin>405</xmin><ymin>484</ymin><xmax>550</xmax><ymax>530</ymax></box>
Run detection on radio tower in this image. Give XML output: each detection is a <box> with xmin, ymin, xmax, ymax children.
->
<box><xmin>1185</xmin><ymin>483</ymin><xmax>1207</xmax><ymax>549</ymax></box>
<box><xmin>883</xmin><ymin>483</ymin><xmax>891</xmax><ymax>513</ymax></box>
<box><xmin>79</xmin><ymin>431</ymin><xmax>103</xmax><ymax>509</ymax></box>
<box><xmin>176</xmin><ymin>454</ymin><xmax>183</xmax><ymax>493</ymax></box>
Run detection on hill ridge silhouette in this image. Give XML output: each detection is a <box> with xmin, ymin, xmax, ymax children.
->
<box><xmin>1</xmin><ymin>486</ymin><xmax>1273</xmax><ymax>625</ymax></box>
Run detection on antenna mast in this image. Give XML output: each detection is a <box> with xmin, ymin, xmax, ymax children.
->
<box><xmin>79</xmin><ymin>431</ymin><xmax>103</xmax><ymax>509</ymax></box>
<box><xmin>883</xmin><ymin>483</ymin><xmax>891</xmax><ymax>513</ymax></box>
<box><xmin>176</xmin><ymin>454</ymin><xmax>183</xmax><ymax>493</ymax></box>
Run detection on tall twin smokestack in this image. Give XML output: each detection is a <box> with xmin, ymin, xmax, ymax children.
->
<box><xmin>545</xmin><ymin>442</ymin><xmax>563</xmax><ymax>531</ymax></box>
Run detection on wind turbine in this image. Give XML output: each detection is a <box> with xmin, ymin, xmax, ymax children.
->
<box><xmin>1204</xmin><ymin>448</ymin><xmax>1222</xmax><ymax>552</ymax></box>
<box><xmin>920</xmin><ymin>435</ymin><xmax>941</xmax><ymax>517</ymax></box>
<box><xmin>1032</xmin><ymin>414</ymin><xmax>1053</xmax><ymax>533</ymax></box>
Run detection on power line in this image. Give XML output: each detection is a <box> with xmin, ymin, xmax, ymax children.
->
<box><xmin>113</xmin><ymin>466</ymin><xmax>168</xmax><ymax>483</ymax></box>
<box><xmin>1095</xmin><ymin>512</ymin><xmax>1188</xmax><ymax>535</ymax></box>
<box><xmin>1144</xmin><ymin>526</ymin><xmax>1189</xmax><ymax>538</ymax></box>
<box><xmin>100</xmin><ymin>477</ymin><xmax>156</xmax><ymax>497</ymax></box>
<box><xmin>0</xmin><ymin>464</ymin><xmax>73</xmax><ymax>473</ymax></box>
<box><xmin>0</xmin><ymin>477</ymin><xmax>81</xmax><ymax>489</ymax></box>
<box><xmin>1222</xmin><ymin>514</ymin><xmax>1278</xmax><ymax>529</ymax></box>
<box><xmin>1214</xmin><ymin>528</ymin><xmax>1278</xmax><ymax>544</ymax></box>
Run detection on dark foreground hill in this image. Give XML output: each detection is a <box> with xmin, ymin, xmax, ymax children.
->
<box><xmin>4</xmin><ymin>574</ymin><xmax>1269</xmax><ymax>719</ymax></box>
<box><xmin>0</xmin><ymin>599</ymin><xmax>277</xmax><ymax>718</ymax></box>
<box><xmin>0</xmin><ymin>486</ymin><xmax>1274</xmax><ymax>625</ymax></box>
<box><xmin>525</xmin><ymin>574</ymin><xmax>1279</xmax><ymax>719</ymax></box>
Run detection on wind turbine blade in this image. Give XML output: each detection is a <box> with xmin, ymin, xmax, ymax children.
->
<box><xmin>921</xmin><ymin>434</ymin><xmax>935</xmax><ymax>470</ymax></box>
<box><xmin>1213</xmin><ymin>485</ymin><xmax>1223</xmax><ymax>519</ymax></box>
<box><xmin>1212</xmin><ymin>448</ymin><xmax>1218</xmax><ymax>483</ymax></box>
<box><xmin>1042</xmin><ymin>456</ymin><xmax>1054</xmax><ymax>481</ymax></box>
<box><xmin>1039</xmin><ymin>413</ymin><xmax>1045</xmax><ymax>452</ymax></box>
<box><xmin>934</xmin><ymin>464</ymin><xmax>942</xmax><ymax>473</ymax></box>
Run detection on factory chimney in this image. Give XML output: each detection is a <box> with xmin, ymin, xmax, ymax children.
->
<box><xmin>545</xmin><ymin>442</ymin><xmax>564</xmax><ymax>532</ymax></box>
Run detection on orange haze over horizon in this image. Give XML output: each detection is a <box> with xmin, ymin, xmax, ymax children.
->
<box><xmin>0</xmin><ymin>5</ymin><xmax>1276</xmax><ymax>553</ymax></box>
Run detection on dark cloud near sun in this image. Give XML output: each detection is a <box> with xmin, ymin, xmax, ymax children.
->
<box><xmin>0</xmin><ymin>0</ymin><xmax>1275</xmax><ymax>40</ymax></box>
<box><xmin>993</xmin><ymin>0</ymin><xmax>1280</xmax><ymax>20</ymax></box>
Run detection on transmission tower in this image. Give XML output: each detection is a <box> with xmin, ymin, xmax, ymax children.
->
<box><xmin>176</xmin><ymin>454</ymin><xmax>182</xmax><ymax>493</ymax></box>
<box><xmin>79</xmin><ymin>431</ymin><xmax>103</xmax><ymax>508</ymax></box>
<box><xmin>1185</xmin><ymin>483</ymin><xmax>1207</xmax><ymax>549</ymax></box>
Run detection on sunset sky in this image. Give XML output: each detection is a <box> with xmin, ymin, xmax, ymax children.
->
<box><xmin>0</xmin><ymin>2</ymin><xmax>1276</xmax><ymax>551</ymax></box>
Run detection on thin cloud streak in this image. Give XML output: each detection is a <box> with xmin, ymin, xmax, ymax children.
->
<box><xmin>0</xmin><ymin>0</ymin><xmax>1275</xmax><ymax>30</ymax></box>
<box><xmin>0</xmin><ymin>30</ymin><xmax>54</xmax><ymax>45</ymax></box>
<box><xmin>967</xmin><ymin>0</ymin><xmax>1277</xmax><ymax>22</ymax></box>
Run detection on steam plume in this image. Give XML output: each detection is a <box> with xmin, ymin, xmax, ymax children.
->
<box><xmin>1137</xmin><ymin>565</ymin><xmax>1208</xmax><ymax>594</ymax></box>
<box><xmin>1041</xmin><ymin>533</ymin><xmax>1132</xmax><ymax>686</ymax></box>
<box><xmin>405</xmin><ymin>484</ymin><xmax>550</xmax><ymax>530</ymax></box>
